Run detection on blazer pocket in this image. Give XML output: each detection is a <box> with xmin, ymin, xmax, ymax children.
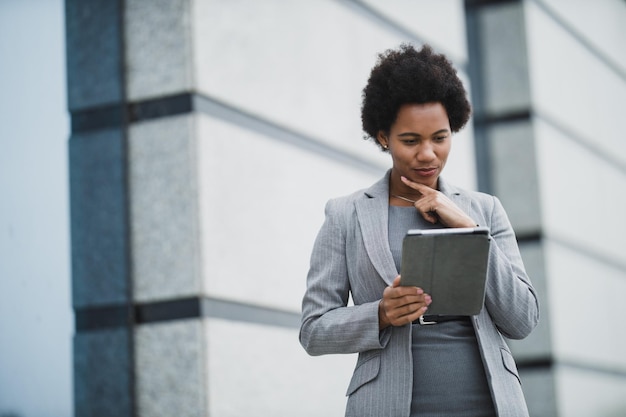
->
<box><xmin>346</xmin><ymin>353</ymin><xmax>381</xmax><ymax>396</ymax></box>
<box><xmin>500</xmin><ymin>348</ymin><xmax>522</xmax><ymax>386</ymax></box>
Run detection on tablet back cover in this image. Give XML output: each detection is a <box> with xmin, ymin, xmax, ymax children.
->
<box><xmin>400</xmin><ymin>227</ymin><xmax>490</xmax><ymax>316</ymax></box>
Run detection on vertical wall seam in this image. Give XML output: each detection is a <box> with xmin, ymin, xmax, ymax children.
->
<box><xmin>464</xmin><ymin>0</ymin><xmax>494</xmax><ymax>193</ymax></box>
<box><xmin>117</xmin><ymin>0</ymin><xmax>137</xmax><ymax>415</ymax></box>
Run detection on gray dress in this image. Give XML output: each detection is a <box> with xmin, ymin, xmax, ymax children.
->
<box><xmin>388</xmin><ymin>206</ymin><xmax>496</xmax><ymax>417</ymax></box>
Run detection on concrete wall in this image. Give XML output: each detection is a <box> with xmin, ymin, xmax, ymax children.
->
<box><xmin>3</xmin><ymin>0</ymin><xmax>624</xmax><ymax>416</ymax></box>
<box><xmin>526</xmin><ymin>1</ymin><xmax>626</xmax><ymax>415</ymax></box>
<box><xmin>467</xmin><ymin>1</ymin><xmax>626</xmax><ymax>416</ymax></box>
<box><xmin>67</xmin><ymin>1</ymin><xmax>475</xmax><ymax>416</ymax></box>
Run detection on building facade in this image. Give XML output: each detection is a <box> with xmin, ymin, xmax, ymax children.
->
<box><xmin>64</xmin><ymin>1</ymin><xmax>626</xmax><ymax>416</ymax></box>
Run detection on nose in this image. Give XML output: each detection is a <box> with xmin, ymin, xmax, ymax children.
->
<box><xmin>417</xmin><ymin>142</ymin><xmax>436</xmax><ymax>162</ymax></box>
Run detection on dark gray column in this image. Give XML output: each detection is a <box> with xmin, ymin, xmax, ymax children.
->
<box><xmin>67</xmin><ymin>1</ymin><xmax>211</xmax><ymax>415</ymax></box>
<box><xmin>464</xmin><ymin>1</ymin><xmax>555</xmax><ymax>416</ymax></box>
<box><xmin>66</xmin><ymin>0</ymin><xmax>135</xmax><ymax>415</ymax></box>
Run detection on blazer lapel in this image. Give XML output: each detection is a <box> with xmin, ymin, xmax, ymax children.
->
<box><xmin>353</xmin><ymin>175</ymin><xmax>472</xmax><ymax>288</ymax></box>
<box><xmin>354</xmin><ymin>171</ymin><xmax>397</xmax><ymax>286</ymax></box>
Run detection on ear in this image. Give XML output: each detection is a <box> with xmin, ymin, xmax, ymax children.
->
<box><xmin>377</xmin><ymin>131</ymin><xmax>389</xmax><ymax>150</ymax></box>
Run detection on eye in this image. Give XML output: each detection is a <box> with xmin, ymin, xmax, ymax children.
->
<box><xmin>434</xmin><ymin>135</ymin><xmax>448</xmax><ymax>143</ymax></box>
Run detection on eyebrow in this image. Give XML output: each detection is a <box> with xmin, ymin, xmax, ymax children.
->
<box><xmin>397</xmin><ymin>129</ymin><xmax>450</xmax><ymax>138</ymax></box>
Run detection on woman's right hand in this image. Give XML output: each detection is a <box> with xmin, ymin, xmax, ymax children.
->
<box><xmin>378</xmin><ymin>275</ymin><xmax>432</xmax><ymax>329</ymax></box>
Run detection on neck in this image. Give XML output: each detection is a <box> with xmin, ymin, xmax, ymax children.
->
<box><xmin>389</xmin><ymin>172</ymin><xmax>436</xmax><ymax>197</ymax></box>
<box><xmin>387</xmin><ymin>175</ymin><xmax>417</xmax><ymax>206</ymax></box>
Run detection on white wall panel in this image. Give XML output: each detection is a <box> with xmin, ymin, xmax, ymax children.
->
<box><xmin>359</xmin><ymin>0</ymin><xmax>468</xmax><ymax>63</ymax></box>
<box><xmin>538</xmin><ymin>0</ymin><xmax>626</xmax><ymax>70</ymax></box>
<box><xmin>193</xmin><ymin>0</ymin><xmax>393</xmax><ymax>165</ymax></box>
<box><xmin>197</xmin><ymin>114</ymin><xmax>384</xmax><ymax>311</ymax></box>
<box><xmin>191</xmin><ymin>0</ymin><xmax>476</xmax><ymax>172</ymax></box>
<box><xmin>526</xmin><ymin>1</ymin><xmax>626</xmax><ymax>166</ymax></box>
<box><xmin>545</xmin><ymin>241</ymin><xmax>626</xmax><ymax>369</ymax></box>
<box><xmin>206</xmin><ymin>318</ymin><xmax>354</xmax><ymax>416</ymax></box>
<box><xmin>535</xmin><ymin>118</ymin><xmax>626</xmax><ymax>264</ymax></box>
<box><xmin>556</xmin><ymin>364</ymin><xmax>626</xmax><ymax>417</ymax></box>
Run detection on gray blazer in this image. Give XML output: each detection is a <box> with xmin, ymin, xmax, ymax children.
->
<box><xmin>300</xmin><ymin>171</ymin><xmax>539</xmax><ymax>417</ymax></box>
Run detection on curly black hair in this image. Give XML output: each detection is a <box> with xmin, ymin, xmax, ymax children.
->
<box><xmin>361</xmin><ymin>43</ymin><xmax>471</xmax><ymax>151</ymax></box>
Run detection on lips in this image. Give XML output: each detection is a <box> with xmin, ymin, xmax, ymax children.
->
<box><xmin>414</xmin><ymin>167</ymin><xmax>438</xmax><ymax>177</ymax></box>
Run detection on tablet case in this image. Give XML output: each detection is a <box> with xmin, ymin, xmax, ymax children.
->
<box><xmin>400</xmin><ymin>227</ymin><xmax>490</xmax><ymax>316</ymax></box>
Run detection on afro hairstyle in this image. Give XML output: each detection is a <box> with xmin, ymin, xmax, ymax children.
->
<box><xmin>361</xmin><ymin>43</ymin><xmax>471</xmax><ymax>151</ymax></box>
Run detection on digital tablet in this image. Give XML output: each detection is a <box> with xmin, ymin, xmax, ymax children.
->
<box><xmin>400</xmin><ymin>227</ymin><xmax>491</xmax><ymax>316</ymax></box>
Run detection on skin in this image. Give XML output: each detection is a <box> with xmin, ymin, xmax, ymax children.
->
<box><xmin>376</xmin><ymin>102</ymin><xmax>477</xmax><ymax>329</ymax></box>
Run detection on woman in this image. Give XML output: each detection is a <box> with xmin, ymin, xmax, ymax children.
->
<box><xmin>299</xmin><ymin>44</ymin><xmax>539</xmax><ymax>417</ymax></box>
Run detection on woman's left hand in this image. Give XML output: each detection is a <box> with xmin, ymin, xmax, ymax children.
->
<box><xmin>401</xmin><ymin>176</ymin><xmax>477</xmax><ymax>228</ymax></box>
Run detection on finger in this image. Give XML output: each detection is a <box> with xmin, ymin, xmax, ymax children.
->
<box><xmin>383</xmin><ymin>276</ymin><xmax>405</xmax><ymax>301</ymax></box>
<box><xmin>388</xmin><ymin>293</ymin><xmax>431</xmax><ymax>310</ymax></box>
<box><xmin>394</xmin><ymin>301</ymin><xmax>430</xmax><ymax>317</ymax></box>
<box><xmin>400</xmin><ymin>176</ymin><xmax>434</xmax><ymax>194</ymax></box>
<box><xmin>383</xmin><ymin>277</ymin><xmax>400</xmax><ymax>297</ymax></box>
<box><xmin>389</xmin><ymin>285</ymin><xmax>425</xmax><ymax>300</ymax></box>
<box><xmin>391</xmin><ymin>275</ymin><xmax>402</xmax><ymax>287</ymax></box>
<box><xmin>410</xmin><ymin>304</ymin><xmax>430</xmax><ymax>318</ymax></box>
<box><xmin>392</xmin><ymin>304</ymin><xmax>430</xmax><ymax>326</ymax></box>
<box><xmin>409</xmin><ymin>305</ymin><xmax>430</xmax><ymax>322</ymax></box>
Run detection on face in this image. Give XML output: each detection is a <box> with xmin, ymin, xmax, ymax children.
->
<box><xmin>377</xmin><ymin>102</ymin><xmax>451</xmax><ymax>191</ymax></box>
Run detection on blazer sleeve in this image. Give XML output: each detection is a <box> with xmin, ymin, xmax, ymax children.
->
<box><xmin>299</xmin><ymin>199</ymin><xmax>391</xmax><ymax>356</ymax></box>
<box><xmin>483</xmin><ymin>195</ymin><xmax>540</xmax><ymax>339</ymax></box>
